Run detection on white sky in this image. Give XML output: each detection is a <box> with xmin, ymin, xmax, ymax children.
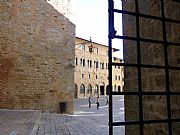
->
<box><xmin>74</xmin><ymin>0</ymin><xmax>123</xmax><ymax>58</ymax></box>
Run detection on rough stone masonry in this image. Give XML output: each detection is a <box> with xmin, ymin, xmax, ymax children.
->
<box><xmin>122</xmin><ymin>0</ymin><xmax>180</xmax><ymax>134</ymax></box>
<box><xmin>0</xmin><ymin>0</ymin><xmax>75</xmax><ymax>113</ymax></box>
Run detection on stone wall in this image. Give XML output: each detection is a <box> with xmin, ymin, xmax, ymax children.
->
<box><xmin>122</xmin><ymin>0</ymin><xmax>180</xmax><ymax>134</ymax></box>
<box><xmin>0</xmin><ymin>0</ymin><xmax>75</xmax><ymax>113</ymax></box>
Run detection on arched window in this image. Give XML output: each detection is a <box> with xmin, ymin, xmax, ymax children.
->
<box><xmin>102</xmin><ymin>63</ymin><xmax>104</xmax><ymax>69</ymax></box>
<box><xmin>83</xmin><ymin>59</ymin><xmax>85</xmax><ymax>66</ymax></box>
<box><xmin>80</xmin><ymin>84</ymin><xmax>85</xmax><ymax>94</ymax></box>
<box><xmin>80</xmin><ymin>58</ymin><xmax>82</xmax><ymax>66</ymax></box>
<box><xmin>87</xmin><ymin>84</ymin><xmax>92</xmax><ymax>94</ymax></box>
<box><xmin>90</xmin><ymin>60</ymin><xmax>92</xmax><ymax>68</ymax></box>
<box><xmin>88</xmin><ymin>60</ymin><xmax>92</xmax><ymax>68</ymax></box>
<box><xmin>96</xmin><ymin>61</ymin><xmax>98</xmax><ymax>68</ymax></box>
<box><xmin>87</xmin><ymin>60</ymin><xmax>89</xmax><ymax>67</ymax></box>
<box><xmin>115</xmin><ymin>75</ymin><xmax>117</xmax><ymax>80</ymax></box>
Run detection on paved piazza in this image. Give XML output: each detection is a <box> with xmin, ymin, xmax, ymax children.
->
<box><xmin>31</xmin><ymin>95</ymin><xmax>125</xmax><ymax>135</ymax></box>
<box><xmin>0</xmin><ymin>95</ymin><xmax>124</xmax><ymax>135</ymax></box>
<box><xmin>0</xmin><ymin>110</ymin><xmax>40</xmax><ymax>135</ymax></box>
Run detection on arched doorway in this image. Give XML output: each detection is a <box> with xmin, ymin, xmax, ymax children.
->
<box><xmin>80</xmin><ymin>84</ymin><xmax>85</xmax><ymax>97</ymax></box>
<box><xmin>94</xmin><ymin>84</ymin><xmax>99</xmax><ymax>96</ymax></box>
<box><xmin>118</xmin><ymin>86</ymin><xmax>121</xmax><ymax>92</ymax></box>
<box><xmin>100</xmin><ymin>83</ymin><xmax>105</xmax><ymax>95</ymax></box>
<box><xmin>87</xmin><ymin>84</ymin><xmax>92</xmax><ymax>95</ymax></box>
<box><xmin>74</xmin><ymin>84</ymin><xmax>78</xmax><ymax>98</ymax></box>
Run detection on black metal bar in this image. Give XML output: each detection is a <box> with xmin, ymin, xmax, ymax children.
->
<box><xmin>108</xmin><ymin>0</ymin><xmax>114</xmax><ymax>134</ymax></box>
<box><xmin>109</xmin><ymin>0</ymin><xmax>180</xmax><ymax>135</ymax></box>
<box><xmin>114</xmin><ymin>35</ymin><xmax>180</xmax><ymax>47</ymax></box>
<box><xmin>114</xmin><ymin>9</ymin><xmax>180</xmax><ymax>24</ymax></box>
<box><xmin>172</xmin><ymin>0</ymin><xmax>180</xmax><ymax>3</ymax></box>
<box><xmin>112</xmin><ymin>91</ymin><xmax>180</xmax><ymax>95</ymax></box>
<box><xmin>112</xmin><ymin>62</ymin><xmax>180</xmax><ymax>70</ymax></box>
<box><xmin>112</xmin><ymin>119</ymin><xmax>180</xmax><ymax>126</ymax></box>
<box><xmin>134</xmin><ymin>0</ymin><xmax>144</xmax><ymax>134</ymax></box>
<box><xmin>160</xmin><ymin>0</ymin><xmax>172</xmax><ymax>134</ymax></box>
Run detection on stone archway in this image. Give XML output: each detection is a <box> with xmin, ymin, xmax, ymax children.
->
<box><xmin>74</xmin><ymin>84</ymin><xmax>78</xmax><ymax>98</ymax></box>
<box><xmin>99</xmin><ymin>82</ymin><xmax>105</xmax><ymax>95</ymax></box>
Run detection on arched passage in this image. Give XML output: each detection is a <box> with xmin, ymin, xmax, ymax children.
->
<box><xmin>87</xmin><ymin>84</ymin><xmax>92</xmax><ymax>94</ymax></box>
<box><xmin>80</xmin><ymin>84</ymin><xmax>85</xmax><ymax>97</ymax></box>
<box><xmin>100</xmin><ymin>82</ymin><xmax>105</xmax><ymax>95</ymax></box>
<box><xmin>74</xmin><ymin>84</ymin><xmax>78</xmax><ymax>98</ymax></box>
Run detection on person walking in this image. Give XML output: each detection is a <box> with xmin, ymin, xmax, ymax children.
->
<box><xmin>106</xmin><ymin>95</ymin><xmax>109</xmax><ymax>105</ymax></box>
<box><xmin>88</xmin><ymin>95</ymin><xmax>92</xmax><ymax>108</ymax></box>
<box><xmin>96</xmin><ymin>96</ymin><xmax>99</xmax><ymax>109</ymax></box>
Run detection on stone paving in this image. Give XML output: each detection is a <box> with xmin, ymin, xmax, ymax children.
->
<box><xmin>31</xmin><ymin>95</ymin><xmax>125</xmax><ymax>135</ymax></box>
<box><xmin>0</xmin><ymin>95</ymin><xmax>125</xmax><ymax>135</ymax></box>
<box><xmin>0</xmin><ymin>110</ymin><xmax>40</xmax><ymax>135</ymax></box>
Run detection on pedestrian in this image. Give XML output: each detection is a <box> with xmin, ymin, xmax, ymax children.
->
<box><xmin>106</xmin><ymin>95</ymin><xmax>109</xmax><ymax>105</ymax></box>
<box><xmin>96</xmin><ymin>96</ymin><xmax>99</xmax><ymax>109</ymax></box>
<box><xmin>88</xmin><ymin>95</ymin><xmax>92</xmax><ymax>108</ymax></box>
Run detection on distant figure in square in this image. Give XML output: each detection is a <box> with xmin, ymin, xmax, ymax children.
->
<box><xmin>106</xmin><ymin>95</ymin><xmax>109</xmax><ymax>105</ymax></box>
<box><xmin>96</xmin><ymin>96</ymin><xmax>100</xmax><ymax>109</ymax></box>
<box><xmin>88</xmin><ymin>95</ymin><xmax>92</xmax><ymax>108</ymax></box>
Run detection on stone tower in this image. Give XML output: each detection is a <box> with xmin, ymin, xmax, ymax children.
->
<box><xmin>0</xmin><ymin>0</ymin><xmax>75</xmax><ymax>113</ymax></box>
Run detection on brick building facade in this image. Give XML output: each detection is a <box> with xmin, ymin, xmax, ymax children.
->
<box><xmin>74</xmin><ymin>37</ymin><xmax>124</xmax><ymax>98</ymax></box>
<box><xmin>0</xmin><ymin>0</ymin><xmax>75</xmax><ymax>113</ymax></box>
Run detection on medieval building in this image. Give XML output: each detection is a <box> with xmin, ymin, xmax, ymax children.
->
<box><xmin>74</xmin><ymin>37</ymin><xmax>124</xmax><ymax>98</ymax></box>
<box><xmin>0</xmin><ymin>0</ymin><xmax>75</xmax><ymax>113</ymax></box>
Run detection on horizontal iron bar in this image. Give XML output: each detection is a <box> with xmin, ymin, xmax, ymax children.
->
<box><xmin>112</xmin><ymin>91</ymin><xmax>180</xmax><ymax>95</ymax></box>
<box><xmin>114</xmin><ymin>9</ymin><xmax>180</xmax><ymax>24</ymax></box>
<box><xmin>172</xmin><ymin>0</ymin><xmax>180</xmax><ymax>3</ymax></box>
<box><xmin>112</xmin><ymin>119</ymin><xmax>180</xmax><ymax>126</ymax></box>
<box><xmin>112</xmin><ymin>62</ymin><xmax>180</xmax><ymax>70</ymax></box>
<box><xmin>114</xmin><ymin>35</ymin><xmax>180</xmax><ymax>47</ymax></box>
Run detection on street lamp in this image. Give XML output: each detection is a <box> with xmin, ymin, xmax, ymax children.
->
<box><xmin>75</xmin><ymin>37</ymin><xmax>95</xmax><ymax>54</ymax></box>
<box><xmin>88</xmin><ymin>37</ymin><xmax>94</xmax><ymax>54</ymax></box>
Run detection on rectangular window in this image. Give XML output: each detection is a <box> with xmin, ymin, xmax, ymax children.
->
<box><xmin>75</xmin><ymin>58</ymin><xmax>78</xmax><ymax>65</ymax></box>
<box><xmin>81</xmin><ymin>74</ymin><xmax>84</xmax><ymax>79</ymax></box>
<box><xmin>80</xmin><ymin>44</ymin><xmax>85</xmax><ymax>50</ymax></box>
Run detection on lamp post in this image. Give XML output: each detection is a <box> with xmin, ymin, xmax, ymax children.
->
<box><xmin>75</xmin><ymin>37</ymin><xmax>95</xmax><ymax>54</ymax></box>
<box><xmin>88</xmin><ymin>37</ymin><xmax>94</xmax><ymax>54</ymax></box>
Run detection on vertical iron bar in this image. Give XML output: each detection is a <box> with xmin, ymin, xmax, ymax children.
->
<box><xmin>135</xmin><ymin>0</ymin><xmax>144</xmax><ymax>134</ymax></box>
<box><xmin>160</xmin><ymin>0</ymin><xmax>172</xmax><ymax>134</ymax></box>
<box><xmin>108</xmin><ymin>0</ymin><xmax>114</xmax><ymax>134</ymax></box>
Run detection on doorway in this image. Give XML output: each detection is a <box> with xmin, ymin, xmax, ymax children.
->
<box><xmin>100</xmin><ymin>85</ymin><xmax>104</xmax><ymax>95</ymax></box>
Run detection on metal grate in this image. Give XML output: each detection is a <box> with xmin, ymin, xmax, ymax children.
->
<box><xmin>108</xmin><ymin>0</ymin><xmax>180</xmax><ymax>135</ymax></box>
